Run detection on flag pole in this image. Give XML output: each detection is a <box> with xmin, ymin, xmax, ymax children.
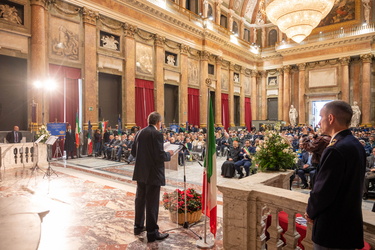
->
<box><xmin>197</xmin><ymin>78</ymin><xmax>214</xmax><ymax>249</ymax></box>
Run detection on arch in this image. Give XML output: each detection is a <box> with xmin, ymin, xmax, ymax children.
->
<box><xmin>268</xmin><ymin>29</ymin><xmax>278</xmax><ymax>47</ymax></box>
<box><xmin>232</xmin><ymin>20</ymin><xmax>239</xmax><ymax>34</ymax></box>
<box><xmin>208</xmin><ymin>3</ymin><xmax>214</xmax><ymax>20</ymax></box>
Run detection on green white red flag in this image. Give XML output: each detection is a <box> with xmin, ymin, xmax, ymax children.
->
<box><xmin>202</xmin><ymin>96</ymin><xmax>217</xmax><ymax>237</ymax></box>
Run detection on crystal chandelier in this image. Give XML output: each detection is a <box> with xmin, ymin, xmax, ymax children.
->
<box><xmin>266</xmin><ymin>0</ymin><xmax>335</xmax><ymax>43</ymax></box>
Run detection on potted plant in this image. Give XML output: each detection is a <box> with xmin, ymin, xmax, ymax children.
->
<box><xmin>162</xmin><ymin>188</ymin><xmax>202</xmax><ymax>224</ymax></box>
<box><xmin>252</xmin><ymin>124</ymin><xmax>297</xmax><ymax>171</ymax></box>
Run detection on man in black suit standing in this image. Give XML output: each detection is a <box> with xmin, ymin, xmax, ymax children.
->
<box><xmin>64</xmin><ymin>124</ymin><xmax>76</xmax><ymax>159</ymax></box>
<box><xmin>305</xmin><ymin>101</ymin><xmax>366</xmax><ymax>249</ymax></box>
<box><xmin>6</xmin><ymin>126</ymin><xmax>23</xmax><ymax>143</ymax></box>
<box><xmin>131</xmin><ymin>112</ymin><xmax>174</xmax><ymax>242</ymax></box>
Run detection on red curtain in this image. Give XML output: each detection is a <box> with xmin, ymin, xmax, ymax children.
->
<box><xmin>245</xmin><ymin>97</ymin><xmax>252</xmax><ymax>131</ymax></box>
<box><xmin>188</xmin><ymin>88</ymin><xmax>200</xmax><ymax>127</ymax></box>
<box><xmin>135</xmin><ymin>79</ymin><xmax>155</xmax><ymax>128</ymax></box>
<box><xmin>221</xmin><ymin>93</ymin><xmax>229</xmax><ymax>130</ymax></box>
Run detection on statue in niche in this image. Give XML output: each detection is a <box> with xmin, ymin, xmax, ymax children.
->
<box><xmin>234</xmin><ymin>74</ymin><xmax>239</xmax><ymax>83</ymax></box>
<box><xmin>289</xmin><ymin>105</ymin><xmax>298</xmax><ymax>126</ymax></box>
<box><xmin>101</xmin><ymin>35</ymin><xmax>119</xmax><ymax>50</ymax></box>
<box><xmin>0</xmin><ymin>4</ymin><xmax>22</xmax><ymax>24</ymax></box>
<box><xmin>221</xmin><ymin>71</ymin><xmax>229</xmax><ymax>90</ymax></box>
<box><xmin>188</xmin><ymin>60</ymin><xmax>199</xmax><ymax>86</ymax></box>
<box><xmin>52</xmin><ymin>26</ymin><xmax>79</xmax><ymax>60</ymax></box>
<box><xmin>362</xmin><ymin>0</ymin><xmax>371</xmax><ymax>24</ymax></box>
<box><xmin>166</xmin><ymin>54</ymin><xmax>176</xmax><ymax>66</ymax></box>
<box><xmin>350</xmin><ymin>101</ymin><xmax>361</xmax><ymax>127</ymax></box>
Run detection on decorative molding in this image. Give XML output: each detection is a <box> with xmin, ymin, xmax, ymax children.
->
<box><xmin>99</xmin><ymin>17</ymin><xmax>123</xmax><ymax>30</ymax></box>
<box><xmin>283</xmin><ymin>65</ymin><xmax>291</xmax><ymax>74</ymax></box>
<box><xmin>123</xmin><ymin>22</ymin><xmax>138</xmax><ymax>37</ymax></box>
<box><xmin>81</xmin><ymin>7</ymin><xmax>99</xmax><ymax>25</ymax></box>
<box><xmin>297</xmin><ymin>63</ymin><xmax>306</xmax><ymax>71</ymax></box>
<box><xmin>339</xmin><ymin>56</ymin><xmax>351</xmax><ymax>66</ymax></box>
<box><xmin>51</xmin><ymin>1</ymin><xmax>80</xmax><ymax>16</ymax></box>
<box><xmin>200</xmin><ymin>50</ymin><xmax>210</xmax><ymax>60</ymax></box>
<box><xmin>30</xmin><ymin>0</ymin><xmax>49</xmax><ymax>8</ymax></box>
<box><xmin>360</xmin><ymin>53</ymin><xmax>373</xmax><ymax>63</ymax></box>
<box><xmin>179</xmin><ymin>44</ymin><xmax>189</xmax><ymax>54</ymax></box>
<box><xmin>251</xmin><ymin>70</ymin><xmax>258</xmax><ymax>77</ymax></box>
<box><xmin>154</xmin><ymin>34</ymin><xmax>165</xmax><ymax>47</ymax></box>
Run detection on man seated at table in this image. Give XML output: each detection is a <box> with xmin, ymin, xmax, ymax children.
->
<box><xmin>297</xmin><ymin>150</ymin><xmax>315</xmax><ymax>189</ymax></box>
<box><xmin>234</xmin><ymin>140</ymin><xmax>256</xmax><ymax>178</ymax></box>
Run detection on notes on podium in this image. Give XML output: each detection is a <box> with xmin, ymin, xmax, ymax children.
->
<box><xmin>164</xmin><ymin>142</ymin><xmax>182</xmax><ymax>171</ymax></box>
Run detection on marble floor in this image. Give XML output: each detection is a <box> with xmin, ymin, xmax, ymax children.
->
<box><xmin>0</xmin><ymin>156</ymin><xmax>373</xmax><ymax>250</ymax></box>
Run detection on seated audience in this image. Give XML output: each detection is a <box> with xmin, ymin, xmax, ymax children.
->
<box><xmin>221</xmin><ymin>141</ymin><xmax>241</xmax><ymax>178</ymax></box>
<box><xmin>363</xmin><ymin>147</ymin><xmax>375</xmax><ymax>200</ymax></box>
<box><xmin>296</xmin><ymin>150</ymin><xmax>315</xmax><ymax>189</ymax></box>
<box><xmin>234</xmin><ymin>140</ymin><xmax>256</xmax><ymax>178</ymax></box>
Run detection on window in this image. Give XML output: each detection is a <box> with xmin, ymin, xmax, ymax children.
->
<box><xmin>232</xmin><ymin>21</ymin><xmax>238</xmax><ymax>35</ymax></box>
<box><xmin>220</xmin><ymin>14</ymin><xmax>227</xmax><ymax>28</ymax></box>
<box><xmin>244</xmin><ymin>28</ymin><xmax>251</xmax><ymax>42</ymax></box>
<box><xmin>268</xmin><ymin>29</ymin><xmax>278</xmax><ymax>47</ymax></box>
<box><xmin>186</xmin><ymin>0</ymin><xmax>199</xmax><ymax>14</ymax></box>
<box><xmin>208</xmin><ymin>64</ymin><xmax>215</xmax><ymax>75</ymax></box>
<box><xmin>208</xmin><ymin>4</ymin><xmax>214</xmax><ymax>20</ymax></box>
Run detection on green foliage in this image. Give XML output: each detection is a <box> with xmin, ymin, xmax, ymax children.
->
<box><xmin>163</xmin><ymin>188</ymin><xmax>202</xmax><ymax>214</ymax></box>
<box><xmin>35</xmin><ymin>125</ymin><xmax>51</xmax><ymax>143</ymax></box>
<box><xmin>252</xmin><ymin>125</ymin><xmax>297</xmax><ymax>171</ymax></box>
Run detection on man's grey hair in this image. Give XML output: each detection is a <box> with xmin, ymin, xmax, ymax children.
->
<box><xmin>148</xmin><ymin>111</ymin><xmax>162</xmax><ymax>125</ymax></box>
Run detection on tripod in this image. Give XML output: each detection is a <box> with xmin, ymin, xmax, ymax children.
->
<box><xmin>165</xmin><ymin>144</ymin><xmax>202</xmax><ymax>240</ymax></box>
<box><xmin>44</xmin><ymin>137</ymin><xmax>59</xmax><ymax>178</ymax></box>
<box><xmin>30</xmin><ymin>143</ymin><xmax>44</xmax><ymax>174</ymax></box>
<box><xmin>53</xmin><ymin>138</ymin><xmax>63</xmax><ymax>159</ymax></box>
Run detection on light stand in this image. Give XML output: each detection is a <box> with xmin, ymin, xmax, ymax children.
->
<box><xmin>164</xmin><ymin>144</ymin><xmax>202</xmax><ymax>240</ymax></box>
<box><xmin>30</xmin><ymin>137</ymin><xmax>45</xmax><ymax>175</ymax></box>
<box><xmin>44</xmin><ymin>136</ymin><xmax>58</xmax><ymax>178</ymax></box>
<box><xmin>53</xmin><ymin>138</ymin><xmax>63</xmax><ymax>159</ymax></box>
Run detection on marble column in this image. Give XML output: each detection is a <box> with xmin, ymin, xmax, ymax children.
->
<box><xmin>297</xmin><ymin>63</ymin><xmax>306</xmax><ymax>125</ymax></box>
<box><xmin>283</xmin><ymin>65</ymin><xmax>291</xmax><ymax>123</ymax></box>
<box><xmin>179</xmin><ymin>44</ymin><xmax>189</xmax><ymax>124</ymax></box>
<box><xmin>200</xmin><ymin>51</ymin><xmax>210</xmax><ymax>128</ymax></box>
<box><xmin>82</xmin><ymin>8</ymin><xmax>99</xmax><ymax>124</ymax></box>
<box><xmin>339</xmin><ymin>57</ymin><xmax>350</xmax><ymax>103</ymax></box>
<box><xmin>360</xmin><ymin>54</ymin><xmax>373</xmax><ymax>125</ymax></box>
<box><xmin>123</xmin><ymin>23</ymin><xmax>137</xmax><ymax>128</ymax></box>
<box><xmin>30</xmin><ymin>0</ymin><xmax>48</xmax><ymax>125</ymax></box>
<box><xmin>240</xmin><ymin>68</ymin><xmax>246</xmax><ymax>126</ymax></box>
<box><xmin>154</xmin><ymin>34</ymin><xmax>165</xmax><ymax>118</ymax></box>
<box><xmin>277</xmin><ymin>68</ymin><xmax>283</xmax><ymax>121</ymax></box>
<box><xmin>261</xmin><ymin>27</ymin><xmax>266</xmax><ymax>48</ymax></box>
<box><xmin>215</xmin><ymin>0</ymin><xmax>221</xmax><ymax>26</ymax></box>
<box><xmin>215</xmin><ymin>57</ymin><xmax>223</xmax><ymax>127</ymax></box>
<box><xmin>260</xmin><ymin>71</ymin><xmax>267</xmax><ymax>120</ymax></box>
<box><xmin>250</xmin><ymin>70</ymin><xmax>258</xmax><ymax>120</ymax></box>
<box><xmin>239</xmin><ymin>18</ymin><xmax>245</xmax><ymax>40</ymax></box>
<box><xmin>229</xmin><ymin>64</ymin><xmax>235</xmax><ymax>127</ymax></box>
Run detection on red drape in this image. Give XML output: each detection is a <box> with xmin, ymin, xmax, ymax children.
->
<box><xmin>245</xmin><ymin>97</ymin><xmax>252</xmax><ymax>130</ymax></box>
<box><xmin>135</xmin><ymin>79</ymin><xmax>155</xmax><ymax>128</ymax></box>
<box><xmin>188</xmin><ymin>88</ymin><xmax>200</xmax><ymax>127</ymax></box>
<box><xmin>221</xmin><ymin>93</ymin><xmax>229</xmax><ymax>130</ymax></box>
<box><xmin>48</xmin><ymin>64</ymin><xmax>81</xmax><ymax>155</ymax></box>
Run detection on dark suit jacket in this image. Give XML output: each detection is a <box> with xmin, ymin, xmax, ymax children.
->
<box><xmin>131</xmin><ymin>125</ymin><xmax>171</xmax><ymax>186</ymax></box>
<box><xmin>6</xmin><ymin>131</ymin><xmax>23</xmax><ymax>143</ymax></box>
<box><xmin>64</xmin><ymin>130</ymin><xmax>76</xmax><ymax>152</ymax></box>
<box><xmin>366</xmin><ymin>155</ymin><xmax>375</xmax><ymax>171</ymax></box>
<box><xmin>306</xmin><ymin>129</ymin><xmax>366</xmax><ymax>248</ymax></box>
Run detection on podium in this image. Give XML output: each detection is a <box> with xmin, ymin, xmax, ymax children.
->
<box><xmin>165</xmin><ymin>152</ymin><xmax>178</xmax><ymax>171</ymax></box>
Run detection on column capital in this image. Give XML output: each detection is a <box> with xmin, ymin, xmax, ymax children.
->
<box><xmin>123</xmin><ymin>23</ymin><xmax>138</xmax><ymax>38</ymax></box>
<box><xmin>216</xmin><ymin>56</ymin><xmax>223</xmax><ymax>65</ymax></box>
<box><xmin>30</xmin><ymin>0</ymin><xmax>49</xmax><ymax>8</ymax></box>
<box><xmin>154</xmin><ymin>34</ymin><xmax>165</xmax><ymax>47</ymax></box>
<box><xmin>229</xmin><ymin>63</ymin><xmax>235</xmax><ymax>72</ymax></box>
<box><xmin>360</xmin><ymin>53</ymin><xmax>373</xmax><ymax>63</ymax></box>
<box><xmin>179</xmin><ymin>44</ymin><xmax>189</xmax><ymax>54</ymax></box>
<box><xmin>297</xmin><ymin>63</ymin><xmax>306</xmax><ymax>71</ymax></box>
<box><xmin>260</xmin><ymin>70</ymin><xmax>267</xmax><ymax>78</ymax></box>
<box><xmin>82</xmin><ymin>7</ymin><xmax>99</xmax><ymax>25</ymax></box>
<box><xmin>283</xmin><ymin>65</ymin><xmax>291</xmax><ymax>73</ymax></box>
<box><xmin>277</xmin><ymin>68</ymin><xmax>283</xmax><ymax>74</ymax></box>
<box><xmin>339</xmin><ymin>56</ymin><xmax>351</xmax><ymax>66</ymax></box>
<box><xmin>200</xmin><ymin>50</ymin><xmax>210</xmax><ymax>61</ymax></box>
<box><xmin>251</xmin><ymin>70</ymin><xmax>258</xmax><ymax>77</ymax></box>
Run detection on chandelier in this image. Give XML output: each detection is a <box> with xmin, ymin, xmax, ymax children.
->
<box><xmin>266</xmin><ymin>0</ymin><xmax>335</xmax><ymax>43</ymax></box>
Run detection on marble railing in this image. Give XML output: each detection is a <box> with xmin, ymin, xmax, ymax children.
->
<box><xmin>217</xmin><ymin>171</ymin><xmax>375</xmax><ymax>250</ymax></box>
<box><xmin>0</xmin><ymin>143</ymin><xmax>48</xmax><ymax>169</ymax></box>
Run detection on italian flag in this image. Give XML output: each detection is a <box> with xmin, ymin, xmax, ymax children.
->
<box><xmin>202</xmin><ymin>97</ymin><xmax>217</xmax><ymax>237</ymax></box>
<box><xmin>75</xmin><ymin>112</ymin><xmax>80</xmax><ymax>148</ymax></box>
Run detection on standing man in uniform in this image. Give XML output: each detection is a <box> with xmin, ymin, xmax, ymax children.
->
<box><xmin>131</xmin><ymin>112</ymin><xmax>174</xmax><ymax>242</ymax></box>
<box><xmin>305</xmin><ymin>101</ymin><xmax>366</xmax><ymax>249</ymax></box>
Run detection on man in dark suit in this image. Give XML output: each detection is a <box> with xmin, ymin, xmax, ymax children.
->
<box><xmin>296</xmin><ymin>151</ymin><xmax>315</xmax><ymax>189</ymax></box>
<box><xmin>363</xmin><ymin>147</ymin><xmax>375</xmax><ymax>200</ymax></box>
<box><xmin>64</xmin><ymin>124</ymin><xmax>76</xmax><ymax>159</ymax></box>
<box><xmin>131</xmin><ymin>112</ymin><xmax>173</xmax><ymax>242</ymax></box>
<box><xmin>6</xmin><ymin>126</ymin><xmax>23</xmax><ymax>143</ymax></box>
<box><xmin>305</xmin><ymin>101</ymin><xmax>366</xmax><ymax>249</ymax></box>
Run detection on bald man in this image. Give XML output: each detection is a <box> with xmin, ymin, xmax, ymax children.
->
<box><xmin>6</xmin><ymin>126</ymin><xmax>23</xmax><ymax>143</ymax></box>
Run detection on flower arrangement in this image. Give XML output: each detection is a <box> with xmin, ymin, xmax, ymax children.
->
<box><xmin>163</xmin><ymin>188</ymin><xmax>202</xmax><ymax>214</ymax></box>
<box><xmin>35</xmin><ymin>125</ymin><xmax>51</xmax><ymax>143</ymax></box>
<box><xmin>252</xmin><ymin>127</ymin><xmax>297</xmax><ymax>171</ymax></box>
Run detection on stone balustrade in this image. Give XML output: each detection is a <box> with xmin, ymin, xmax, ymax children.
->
<box><xmin>217</xmin><ymin>171</ymin><xmax>375</xmax><ymax>249</ymax></box>
<box><xmin>0</xmin><ymin>143</ymin><xmax>48</xmax><ymax>169</ymax></box>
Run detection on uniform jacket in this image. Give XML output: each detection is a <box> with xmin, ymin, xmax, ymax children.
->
<box><xmin>306</xmin><ymin>129</ymin><xmax>366</xmax><ymax>248</ymax></box>
<box><xmin>131</xmin><ymin>125</ymin><xmax>171</xmax><ymax>186</ymax></box>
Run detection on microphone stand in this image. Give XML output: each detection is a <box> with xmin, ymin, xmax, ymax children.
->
<box><xmin>165</xmin><ymin>144</ymin><xmax>202</xmax><ymax>240</ymax></box>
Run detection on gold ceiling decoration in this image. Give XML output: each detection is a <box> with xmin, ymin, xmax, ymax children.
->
<box><xmin>266</xmin><ymin>0</ymin><xmax>335</xmax><ymax>43</ymax></box>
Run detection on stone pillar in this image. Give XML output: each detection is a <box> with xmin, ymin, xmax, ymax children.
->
<box><xmin>252</xmin><ymin>28</ymin><xmax>258</xmax><ymax>44</ymax></box>
<box><xmin>283</xmin><ymin>65</ymin><xmax>291</xmax><ymax>123</ymax></box>
<box><xmin>154</xmin><ymin>34</ymin><xmax>165</xmax><ymax>117</ymax></box>
<box><xmin>228</xmin><ymin>10</ymin><xmax>234</xmax><ymax>32</ymax></box>
<box><xmin>251</xmin><ymin>70</ymin><xmax>258</xmax><ymax>120</ymax></box>
<box><xmin>30</xmin><ymin>0</ymin><xmax>48</xmax><ymax>125</ymax></box>
<box><xmin>123</xmin><ymin>23</ymin><xmax>137</xmax><ymax>128</ymax></box>
<box><xmin>200</xmin><ymin>51</ymin><xmax>210</xmax><ymax>128</ymax></box>
<box><xmin>261</xmin><ymin>27</ymin><xmax>266</xmax><ymax>48</ymax></box>
<box><xmin>215</xmin><ymin>57</ymin><xmax>223</xmax><ymax>127</ymax></box>
<box><xmin>240</xmin><ymin>68</ymin><xmax>246</xmax><ymax>126</ymax></box>
<box><xmin>239</xmin><ymin>18</ymin><xmax>245</xmax><ymax>40</ymax></box>
<box><xmin>297</xmin><ymin>63</ymin><xmax>306</xmax><ymax>125</ymax></box>
<box><xmin>260</xmin><ymin>71</ymin><xmax>267</xmax><ymax>120</ymax></box>
<box><xmin>203</xmin><ymin>0</ymin><xmax>209</xmax><ymax>18</ymax></box>
<box><xmin>360</xmin><ymin>54</ymin><xmax>373</xmax><ymax>125</ymax></box>
<box><xmin>179</xmin><ymin>44</ymin><xmax>189</xmax><ymax>124</ymax></box>
<box><xmin>82</xmin><ymin>8</ymin><xmax>99</xmax><ymax>124</ymax></box>
<box><xmin>277</xmin><ymin>68</ymin><xmax>283</xmax><ymax>121</ymax></box>
<box><xmin>215</xmin><ymin>0</ymin><xmax>221</xmax><ymax>26</ymax></box>
<box><xmin>229</xmin><ymin>64</ymin><xmax>235</xmax><ymax>127</ymax></box>
<box><xmin>339</xmin><ymin>56</ymin><xmax>350</xmax><ymax>103</ymax></box>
